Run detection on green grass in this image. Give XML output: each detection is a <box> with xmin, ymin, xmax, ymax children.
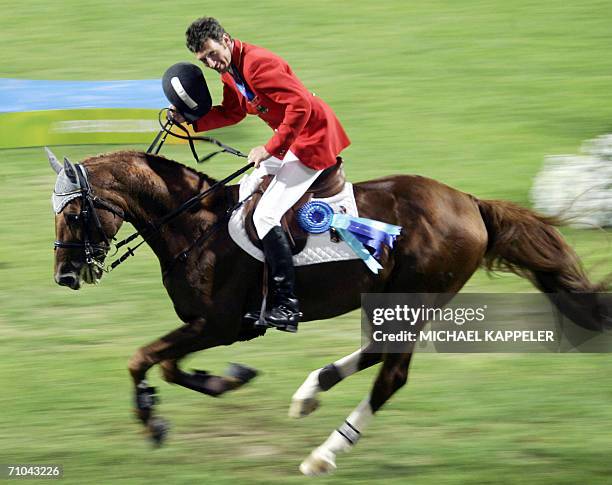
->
<box><xmin>1</xmin><ymin>1</ymin><xmax>612</xmax><ymax>483</ymax></box>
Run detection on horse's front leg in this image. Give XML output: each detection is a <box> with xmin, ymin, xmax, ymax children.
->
<box><xmin>159</xmin><ymin>359</ymin><xmax>258</xmax><ymax>397</ymax></box>
<box><xmin>156</xmin><ymin>316</ymin><xmax>263</xmax><ymax>397</ymax></box>
<box><xmin>127</xmin><ymin>318</ymin><xmax>218</xmax><ymax>445</ymax></box>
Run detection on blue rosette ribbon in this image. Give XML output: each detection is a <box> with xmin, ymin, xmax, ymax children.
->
<box><xmin>297</xmin><ymin>201</ymin><xmax>402</xmax><ymax>274</ymax></box>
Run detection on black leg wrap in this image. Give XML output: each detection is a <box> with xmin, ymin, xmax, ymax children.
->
<box><xmin>176</xmin><ymin>370</ymin><xmax>226</xmax><ymax>397</ymax></box>
<box><xmin>135</xmin><ymin>381</ymin><xmax>158</xmax><ymax>423</ymax></box>
<box><xmin>318</xmin><ymin>364</ymin><xmax>342</xmax><ymax>391</ymax></box>
<box><xmin>135</xmin><ymin>381</ymin><xmax>159</xmax><ymax>411</ymax></box>
<box><xmin>226</xmin><ymin>363</ymin><xmax>258</xmax><ymax>384</ymax></box>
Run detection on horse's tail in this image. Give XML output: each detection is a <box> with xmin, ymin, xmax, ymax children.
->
<box><xmin>476</xmin><ymin>198</ymin><xmax>611</xmax><ymax>331</ymax></box>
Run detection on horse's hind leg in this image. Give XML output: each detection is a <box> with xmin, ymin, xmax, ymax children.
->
<box><xmin>159</xmin><ymin>359</ymin><xmax>257</xmax><ymax>397</ymax></box>
<box><xmin>299</xmin><ymin>351</ymin><xmax>413</xmax><ymax>476</ymax></box>
<box><xmin>289</xmin><ymin>343</ymin><xmax>381</xmax><ymax>418</ymax></box>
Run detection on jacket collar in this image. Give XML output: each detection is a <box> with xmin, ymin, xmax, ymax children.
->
<box><xmin>231</xmin><ymin>38</ymin><xmax>244</xmax><ymax>71</ymax></box>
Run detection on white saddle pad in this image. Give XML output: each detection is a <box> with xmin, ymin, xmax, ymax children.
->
<box><xmin>228</xmin><ymin>180</ymin><xmax>360</xmax><ymax>266</ymax></box>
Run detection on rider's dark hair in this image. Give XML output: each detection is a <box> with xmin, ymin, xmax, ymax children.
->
<box><xmin>185</xmin><ymin>17</ymin><xmax>228</xmax><ymax>53</ymax></box>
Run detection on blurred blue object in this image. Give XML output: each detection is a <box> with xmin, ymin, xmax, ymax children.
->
<box><xmin>0</xmin><ymin>78</ymin><xmax>166</xmax><ymax>112</ymax></box>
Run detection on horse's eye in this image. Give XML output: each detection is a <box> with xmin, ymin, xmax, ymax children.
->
<box><xmin>65</xmin><ymin>213</ymin><xmax>80</xmax><ymax>225</ymax></box>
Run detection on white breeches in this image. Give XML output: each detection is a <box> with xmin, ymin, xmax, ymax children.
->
<box><xmin>241</xmin><ymin>150</ymin><xmax>322</xmax><ymax>239</ymax></box>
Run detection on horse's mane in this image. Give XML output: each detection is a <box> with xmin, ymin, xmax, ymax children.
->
<box><xmin>82</xmin><ymin>150</ymin><xmax>218</xmax><ymax>187</ymax></box>
<box><xmin>81</xmin><ymin>150</ymin><xmax>222</xmax><ymax>215</ymax></box>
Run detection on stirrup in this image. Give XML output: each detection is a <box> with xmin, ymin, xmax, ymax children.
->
<box><xmin>245</xmin><ymin>308</ymin><xmax>302</xmax><ymax>333</ymax></box>
<box><xmin>267</xmin><ymin>320</ymin><xmax>300</xmax><ymax>333</ymax></box>
<box><xmin>243</xmin><ymin>310</ymin><xmax>271</xmax><ymax>333</ymax></box>
<box><xmin>243</xmin><ymin>310</ymin><xmax>262</xmax><ymax>324</ymax></box>
<box><xmin>265</xmin><ymin>305</ymin><xmax>302</xmax><ymax>333</ymax></box>
<box><xmin>245</xmin><ymin>311</ymin><xmax>300</xmax><ymax>333</ymax></box>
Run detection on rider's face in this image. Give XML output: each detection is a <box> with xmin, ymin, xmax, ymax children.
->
<box><xmin>196</xmin><ymin>34</ymin><xmax>232</xmax><ymax>74</ymax></box>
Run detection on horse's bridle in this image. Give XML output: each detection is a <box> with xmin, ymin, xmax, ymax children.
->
<box><xmin>52</xmin><ymin>116</ymin><xmax>251</xmax><ymax>274</ymax></box>
<box><xmin>54</xmin><ymin>163</ymin><xmax>125</xmax><ymax>271</ymax></box>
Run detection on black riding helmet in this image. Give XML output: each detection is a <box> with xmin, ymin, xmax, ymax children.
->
<box><xmin>162</xmin><ymin>62</ymin><xmax>212</xmax><ymax>122</ymax></box>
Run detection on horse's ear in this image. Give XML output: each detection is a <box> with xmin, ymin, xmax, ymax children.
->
<box><xmin>45</xmin><ymin>147</ymin><xmax>63</xmax><ymax>174</ymax></box>
<box><xmin>63</xmin><ymin>157</ymin><xmax>77</xmax><ymax>183</ymax></box>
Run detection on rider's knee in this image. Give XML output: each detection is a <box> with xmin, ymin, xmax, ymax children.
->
<box><xmin>253</xmin><ymin>208</ymin><xmax>279</xmax><ymax>239</ymax></box>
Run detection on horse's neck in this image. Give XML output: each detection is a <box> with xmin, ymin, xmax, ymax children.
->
<box><xmin>93</xmin><ymin>153</ymin><xmax>220</xmax><ymax>261</ymax></box>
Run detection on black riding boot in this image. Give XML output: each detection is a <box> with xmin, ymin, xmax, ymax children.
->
<box><xmin>262</xmin><ymin>226</ymin><xmax>301</xmax><ymax>332</ymax></box>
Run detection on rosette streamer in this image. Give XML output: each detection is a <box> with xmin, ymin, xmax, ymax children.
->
<box><xmin>297</xmin><ymin>201</ymin><xmax>402</xmax><ymax>273</ymax></box>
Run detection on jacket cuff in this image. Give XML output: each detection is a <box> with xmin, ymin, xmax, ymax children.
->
<box><xmin>265</xmin><ymin>140</ymin><xmax>289</xmax><ymax>160</ymax></box>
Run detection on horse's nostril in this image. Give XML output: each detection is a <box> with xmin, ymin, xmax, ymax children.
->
<box><xmin>56</xmin><ymin>274</ymin><xmax>79</xmax><ymax>289</ymax></box>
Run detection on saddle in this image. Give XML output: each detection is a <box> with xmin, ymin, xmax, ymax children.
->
<box><xmin>243</xmin><ymin>157</ymin><xmax>346</xmax><ymax>254</ymax></box>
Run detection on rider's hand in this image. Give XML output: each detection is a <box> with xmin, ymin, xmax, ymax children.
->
<box><xmin>167</xmin><ymin>105</ymin><xmax>186</xmax><ymax>124</ymax></box>
<box><xmin>248</xmin><ymin>146</ymin><xmax>271</xmax><ymax>168</ymax></box>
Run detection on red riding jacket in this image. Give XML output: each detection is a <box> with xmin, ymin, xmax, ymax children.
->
<box><xmin>193</xmin><ymin>39</ymin><xmax>350</xmax><ymax>170</ymax></box>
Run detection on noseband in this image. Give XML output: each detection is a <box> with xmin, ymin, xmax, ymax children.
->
<box><xmin>54</xmin><ymin>164</ymin><xmax>124</xmax><ymax>270</ymax></box>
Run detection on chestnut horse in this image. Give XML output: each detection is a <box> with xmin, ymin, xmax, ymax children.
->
<box><xmin>48</xmin><ymin>149</ymin><xmax>608</xmax><ymax>476</ymax></box>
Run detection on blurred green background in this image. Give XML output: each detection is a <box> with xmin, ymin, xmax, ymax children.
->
<box><xmin>1</xmin><ymin>1</ymin><xmax>611</xmax><ymax>483</ymax></box>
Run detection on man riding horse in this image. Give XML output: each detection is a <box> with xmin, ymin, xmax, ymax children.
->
<box><xmin>166</xmin><ymin>17</ymin><xmax>350</xmax><ymax>332</ymax></box>
<box><xmin>47</xmin><ymin>15</ymin><xmax>612</xmax><ymax>477</ymax></box>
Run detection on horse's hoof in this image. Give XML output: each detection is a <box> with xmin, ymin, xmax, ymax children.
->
<box><xmin>226</xmin><ymin>363</ymin><xmax>258</xmax><ymax>384</ymax></box>
<box><xmin>299</xmin><ymin>448</ymin><xmax>337</xmax><ymax>476</ymax></box>
<box><xmin>288</xmin><ymin>397</ymin><xmax>320</xmax><ymax>418</ymax></box>
<box><xmin>148</xmin><ymin>417</ymin><xmax>169</xmax><ymax>447</ymax></box>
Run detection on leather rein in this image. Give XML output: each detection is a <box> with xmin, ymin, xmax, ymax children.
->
<box><xmin>55</xmin><ymin>112</ymin><xmax>253</xmax><ymax>274</ymax></box>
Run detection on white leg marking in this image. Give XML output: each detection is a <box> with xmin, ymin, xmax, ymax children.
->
<box><xmin>333</xmin><ymin>348</ymin><xmax>362</xmax><ymax>378</ymax></box>
<box><xmin>300</xmin><ymin>395</ymin><xmax>373</xmax><ymax>476</ymax></box>
<box><xmin>289</xmin><ymin>368</ymin><xmax>321</xmax><ymax>418</ymax></box>
<box><xmin>289</xmin><ymin>348</ymin><xmax>364</xmax><ymax>419</ymax></box>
